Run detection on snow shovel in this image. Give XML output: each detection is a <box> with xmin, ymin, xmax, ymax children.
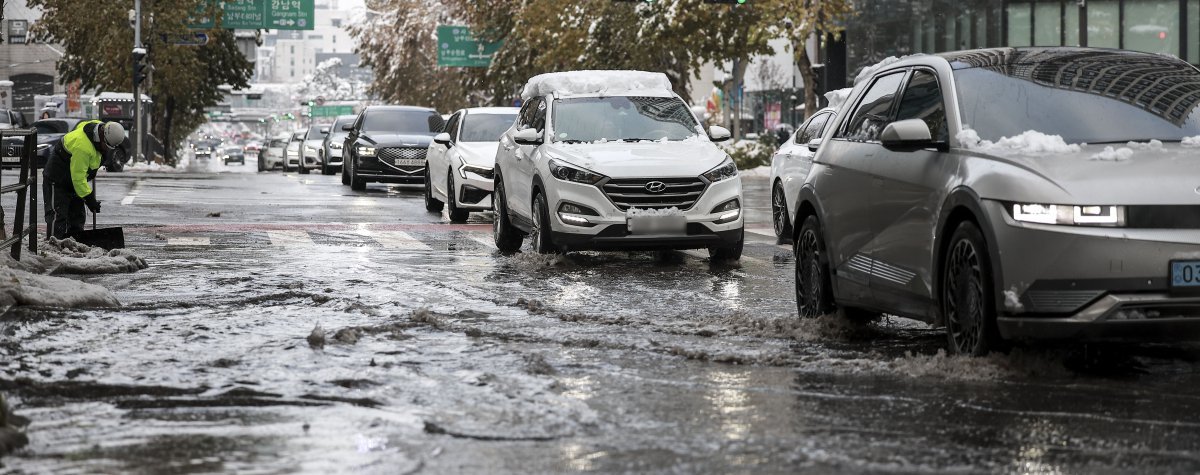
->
<box><xmin>73</xmin><ymin>212</ymin><xmax>125</xmax><ymax>250</ymax></box>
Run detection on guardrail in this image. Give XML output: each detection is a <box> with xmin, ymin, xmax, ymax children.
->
<box><xmin>0</xmin><ymin>129</ymin><xmax>38</xmax><ymax>260</ymax></box>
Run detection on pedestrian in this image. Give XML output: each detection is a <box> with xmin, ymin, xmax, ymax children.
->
<box><xmin>42</xmin><ymin>120</ymin><xmax>125</xmax><ymax>239</ymax></box>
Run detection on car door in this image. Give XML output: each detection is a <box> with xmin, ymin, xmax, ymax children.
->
<box><xmin>430</xmin><ymin>111</ymin><xmax>462</xmax><ymax>199</ymax></box>
<box><xmin>817</xmin><ymin>70</ymin><xmax>907</xmax><ymax>307</ymax></box>
<box><xmin>508</xmin><ymin>97</ymin><xmax>545</xmax><ymax>222</ymax></box>
<box><xmin>867</xmin><ymin>68</ymin><xmax>955</xmax><ymax>319</ymax></box>
<box><xmin>779</xmin><ymin>111</ymin><xmax>833</xmax><ymax>219</ymax></box>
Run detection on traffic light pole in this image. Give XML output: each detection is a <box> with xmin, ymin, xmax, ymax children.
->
<box><xmin>133</xmin><ymin>0</ymin><xmax>144</xmax><ymax>164</ymax></box>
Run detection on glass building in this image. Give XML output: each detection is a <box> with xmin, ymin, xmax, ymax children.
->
<box><xmin>827</xmin><ymin>0</ymin><xmax>1200</xmax><ymax>88</ymax></box>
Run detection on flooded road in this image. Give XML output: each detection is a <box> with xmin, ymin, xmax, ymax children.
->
<box><xmin>3</xmin><ymin>160</ymin><xmax>1200</xmax><ymax>473</ymax></box>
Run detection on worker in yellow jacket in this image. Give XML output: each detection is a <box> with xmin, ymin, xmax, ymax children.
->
<box><xmin>43</xmin><ymin>120</ymin><xmax>125</xmax><ymax>238</ymax></box>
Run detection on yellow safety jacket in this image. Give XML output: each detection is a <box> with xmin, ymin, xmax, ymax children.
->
<box><xmin>61</xmin><ymin>120</ymin><xmax>104</xmax><ymax>198</ymax></box>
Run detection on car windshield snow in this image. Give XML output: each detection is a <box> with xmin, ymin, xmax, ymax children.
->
<box><xmin>954</xmin><ymin>57</ymin><xmax>1200</xmax><ymax>145</ymax></box>
<box><xmin>552</xmin><ymin>96</ymin><xmax>701</xmax><ymax>143</ymax></box>
<box><xmin>362</xmin><ymin>110</ymin><xmax>442</xmax><ymax>135</ymax></box>
<box><xmin>459</xmin><ymin>113</ymin><xmax>516</xmax><ymax>142</ymax></box>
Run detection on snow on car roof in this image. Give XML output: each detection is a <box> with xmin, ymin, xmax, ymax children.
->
<box><xmin>521</xmin><ymin>70</ymin><xmax>675</xmax><ymax>100</ymax></box>
<box><xmin>465</xmin><ymin>107</ymin><xmax>520</xmax><ymax>115</ymax></box>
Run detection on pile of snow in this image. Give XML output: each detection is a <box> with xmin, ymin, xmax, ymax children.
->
<box><xmin>123</xmin><ymin>161</ymin><xmax>179</xmax><ymax>172</ymax></box>
<box><xmin>627</xmin><ymin>207</ymin><xmax>682</xmax><ymax>217</ymax></box>
<box><xmin>521</xmin><ymin>70</ymin><xmax>673</xmax><ymax>100</ymax></box>
<box><xmin>854</xmin><ymin>55</ymin><xmax>919</xmax><ymax>85</ymax></box>
<box><xmin>1090</xmin><ymin>146</ymin><xmax>1133</xmax><ymax>161</ymax></box>
<box><xmin>1126</xmin><ymin>139</ymin><xmax>1165</xmax><ymax>151</ymax></box>
<box><xmin>957</xmin><ymin>127</ymin><xmax>1082</xmax><ymax>156</ymax></box>
<box><xmin>1183</xmin><ymin>135</ymin><xmax>1200</xmax><ymax>147</ymax></box>
<box><xmin>37</xmin><ymin>237</ymin><xmax>148</xmax><ymax>274</ymax></box>
<box><xmin>824</xmin><ymin>88</ymin><xmax>853</xmax><ymax>110</ymax></box>
<box><xmin>0</xmin><ymin>262</ymin><xmax>119</xmax><ymax>311</ymax></box>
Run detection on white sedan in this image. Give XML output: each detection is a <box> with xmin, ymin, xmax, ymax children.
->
<box><xmin>424</xmin><ymin>107</ymin><xmax>519</xmax><ymax>222</ymax></box>
<box><xmin>770</xmin><ymin>107</ymin><xmax>836</xmax><ymax>240</ymax></box>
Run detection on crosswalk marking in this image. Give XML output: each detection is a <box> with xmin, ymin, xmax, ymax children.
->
<box><xmin>470</xmin><ymin>234</ymin><xmax>497</xmax><ymax>250</ymax></box>
<box><xmin>167</xmin><ymin>237</ymin><xmax>210</xmax><ymax>246</ymax></box>
<box><xmin>365</xmin><ymin>230</ymin><xmax>432</xmax><ymax>251</ymax></box>
<box><xmin>121</xmin><ymin>196</ymin><xmax>136</xmax><ymax>205</ymax></box>
<box><xmin>267</xmin><ymin>230</ymin><xmax>315</xmax><ymax>247</ymax></box>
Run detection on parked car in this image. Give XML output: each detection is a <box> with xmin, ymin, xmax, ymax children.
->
<box><xmin>791</xmin><ymin>47</ymin><xmax>1200</xmax><ymax>356</ymax></box>
<box><xmin>0</xmin><ymin>108</ymin><xmax>28</xmax><ymax>130</ymax></box>
<box><xmin>259</xmin><ymin>135</ymin><xmax>288</xmax><ymax>171</ymax></box>
<box><xmin>342</xmin><ymin>106</ymin><xmax>445</xmax><ymax>191</ymax></box>
<box><xmin>493</xmin><ymin>71</ymin><xmax>743</xmax><ymax>259</ymax></box>
<box><xmin>298</xmin><ymin>123</ymin><xmax>329</xmax><ymax>175</ymax></box>
<box><xmin>1</xmin><ymin>117</ymin><xmax>84</xmax><ymax>169</ymax></box>
<box><xmin>323</xmin><ymin>115</ymin><xmax>355</xmax><ymax>179</ymax></box>
<box><xmin>221</xmin><ymin>146</ymin><xmax>245</xmax><ymax>165</ymax></box>
<box><xmin>770</xmin><ymin>107</ymin><xmax>836</xmax><ymax>240</ymax></box>
<box><xmin>424</xmin><ymin>107</ymin><xmax>519</xmax><ymax>222</ymax></box>
<box><xmin>283</xmin><ymin>131</ymin><xmax>305</xmax><ymax>172</ymax></box>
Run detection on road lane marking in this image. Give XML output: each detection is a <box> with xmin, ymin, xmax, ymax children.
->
<box><xmin>470</xmin><ymin>235</ymin><xmax>497</xmax><ymax>250</ymax></box>
<box><xmin>121</xmin><ymin>196</ymin><xmax>136</xmax><ymax>205</ymax></box>
<box><xmin>267</xmin><ymin>230</ymin><xmax>315</xmax><ymax>246</ymax></box>
<box><xmin>363</xmin><ymin>230</ymin><xmax>432</xmax><ymax>250</ymax></box>
<box><xmin>167</xmin><ymin>237</ymin><xmax>211</xmax><ymax>246</ymax></box>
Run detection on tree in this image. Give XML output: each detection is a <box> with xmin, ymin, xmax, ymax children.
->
<box><xmin>29</xmin><ymin>0</ymin><xmax>254</xmax><ymax>163</ymax></box>
<box><xmin>295</xmin><ymin>58</ymin><xmax>363</xmax><ymax>101</ymax></box>
<box><xmin>763</xmin><ymin>0</ymin><xmax>856</xmax><ymax>119</ymax></box>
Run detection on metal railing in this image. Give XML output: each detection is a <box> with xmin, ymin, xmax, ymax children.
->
<box><xmin>0</xmin><ymin>129</ymin><xmax>38</xmax><ymax>260</ymax></box>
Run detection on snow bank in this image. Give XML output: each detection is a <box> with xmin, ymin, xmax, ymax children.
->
<box><xmin>824</xmin><ymin>88</ymin><xmax>853</xmax><ymax>110</ymax></box>
<box><xmin>521</xmin><ymin>70</ymin><xmax>673</xmax><ymax>100</ymax></box>
<box><xmin>38</xmin><ymin>237</ymin><xmax>148</xmax><ymax>274</ymax></box>
<box><xmin>0</xmin><ymin>265</ymin><xmax>119</xmax><ymax>310</ymax></box>
<box><xmin>124</xmin><ymin>161</ymin><xmax>179</xmax><ymax>172</ymax></box>
<box><xmin>957</xmin><ymin>127</ymin><xmax>1082</xmax><ymax>156</ymax></box>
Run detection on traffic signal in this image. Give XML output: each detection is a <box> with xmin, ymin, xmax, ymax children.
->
<box><xmin>132</xmin><ymin>50</ymin><xmax>148</xmax><ymax>88</ymax></box>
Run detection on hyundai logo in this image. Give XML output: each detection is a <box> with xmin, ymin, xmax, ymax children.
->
<box><xmin>645</xmin><ymin>181</ymin><xmax>668</xmax><ymax>193</ymax></box>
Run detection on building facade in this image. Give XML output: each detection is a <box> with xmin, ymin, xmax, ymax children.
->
<box><xmin>1</xmin><ymin>1</ymin><xmax>65</xmax><ymax>117</ymax></box>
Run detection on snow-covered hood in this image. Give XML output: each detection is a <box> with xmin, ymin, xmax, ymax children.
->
<box><xmin>359</xmin><ymin>133</ymin><xmax>433</xmax><ymax>147</ymax></box>
<box><xmin>545</xmin><ymin>140</ymin><xmax>728</xmax><ymax>178</ymax></box>
<box><xmin>456</xmin><ymin>142</ymin><xmax>501</xmax><ymax>167</ymax></box>
<box><xmin>971</xmin><ymin>143</ymin><xmax>1200</xmax><ymax>205</ymax></box>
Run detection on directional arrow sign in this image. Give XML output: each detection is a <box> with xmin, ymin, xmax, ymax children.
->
<box><xmin>189</xmin><ymin>0</ymin><xmax>313</xmax><ymax>30</ymax></box>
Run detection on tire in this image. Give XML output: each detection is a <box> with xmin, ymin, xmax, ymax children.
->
<box><xmin>942</xmin><ymin>221</ymin><xmax>1002</xmax><ymax>356</ymax></box>
<box><xmin>709</xmin><ymin>228</ymin><xmax>744</xmax><ymax>261</ymax></box>
<box><xmin>794</xmin><ymin>216</ymin><xmax>835</xmax><ymax>318</ymax></box>
<box><xmin>771</xmin><ymin>182</ymin><xmax>792</xmax><ymax>240</ymax></box>
<box><xmin>447</xmin><ymin>172</ymin><xmax>469</xmax><ymax>222</ymax></box>
<box><xmin>341</xmin><ymin>159</ymin><xmax>350</xmax><ymax>185</ymax></box>
<box><xmin>424</xmin><ymin>172</ymin><xmax>444</xmax><ymax>212</ymax></box>
<box><xmin>530</xmin><ymin>191</ymin><xmax>560</xmax><ymax>254</ymax></box>
<box><xmin>258</xmin><ymin>159</ymin><xmax>265</xmax><ymax>172</ymax></box>
<box><xmin>322</xmin><ymin>164</ymin><xmax>335</xmax><ymax>176</ymax></box>
<box><xmin>299</xmin><ymin>163</ymin><xmax>310</xmax><ymax>174</ymax></box>
<box><xmin>350</xmin><ymin>159</ymin><xmax>366</xmax><ymax>191</ymax></box>
<box><xmin>492</xmin><ymin>172</ymin><xmax>524</xmax><ymax>253</ymax></box>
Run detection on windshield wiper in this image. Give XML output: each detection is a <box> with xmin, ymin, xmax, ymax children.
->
<box><xmin>621</xmin><ymin>138</ymin><xmax>651</xmax><ymax>142</ymax></box>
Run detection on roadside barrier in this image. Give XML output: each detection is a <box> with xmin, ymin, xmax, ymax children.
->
<box><xmin>0</xmin><ymin>129</ymin><xmax>38</xmax><ymax>260</ymax></box>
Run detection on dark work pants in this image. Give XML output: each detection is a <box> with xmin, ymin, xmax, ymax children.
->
<box><xmin>43</xmin><ymin>180</ymin><xmax>85</xmax><ymax>239</ymax></box>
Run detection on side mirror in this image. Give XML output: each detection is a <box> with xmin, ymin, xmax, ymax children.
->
<box><xmin>807</xmin><ymin>139</ymin><xmax>822</xmax><ymax>153</ymax></box>
<box><xmin>434</xmin><ymin>132</ymin><xmax>452</xmax><ymax>146</ymax></box>
<box><xmin>880</xmin><ymin>119</ymin><xmax>934</xmax><ymax>149</ymax></box>
<box><xmin>341</xmin><ymin>124</ymin><xmax>353</xmax><ymax>132</ymax></box>
<box><xmin>708</xmin><ymin>126</ymin><xmax>731</xmax><ymax>142</ymax></box>
<box><xmin>320</xmin><ymin>127</ymin><xmax>329</xmax><ymax>134</ymax></box>
<box><xmin>513</xmin><ymin>128</ymin><xmax>542</xmax><ymax>146</ymax></box>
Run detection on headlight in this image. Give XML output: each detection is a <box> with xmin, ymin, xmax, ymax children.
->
<box><xmin>36</xmin><ymin>143</ymin><xmax>51</xmax><ymax>151</ymax></box>
<box><xmin>306</xmin><ymin>146</ymin><xmax>319</xmax><ymax>154</ymax></box>
<box><xmin>459</xmin><ymin>163</ymin><xmax>494</xmax><ymax>180</ymax></box>
<box><xmin>356</xmin><ymin>146</ymin><xmax>376</xmax><ymax>157</ymax></box>
<box><xmin>1009</xmin><ymin>203</ymin><xmax>1125</xmax><ymax>227</ymax></box>
<box><xmin>330</xmin><ymin>142</ymin><xmax>343</xmax><ymax>150</ymax></box>
<box><xmin>548</xmin><ymin>158</ymin><xmax>605</xmax><ymax>185</ymax></box>
<box><xmin>702</xmin><ymin>157</ymin><xmax>738</xmax><ymax>183</ymax></box>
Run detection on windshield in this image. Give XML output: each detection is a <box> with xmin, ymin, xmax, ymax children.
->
<box><xmin>362</xmin><ymin>110</ymin><xmax>442</xmax><ymax>135</ymax></box>
<box><xmin>460</xmin><ymin>113</ymin><xmax>517</xmax><ymax>142</ymax></box>
<box><xmin>307</xmin><ymin>124</ymin><xmax>328</xmax><ymax>138</ymax></box>
<box><xmin>954</xmin><ymin>58</ymin><xmax>1200</xmax><ymax>144</ymax></box>
<box><xmin>331</xmin><ymin>117</ymin><xmax>354</xmax><ymax>136</ymax></box>
<box><xmin>552</xmin><ymin>96</ymin><xmax>701</xmax><ymax>142</ymax></box>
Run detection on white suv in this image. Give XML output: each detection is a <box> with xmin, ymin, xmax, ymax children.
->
<box><xmin>425</xmin><ymin>107</ymin><xmax>520</xmax><ymax>222</ymax></box>
<box><xmin>492</xmin><ymin>71</ymin><xmax>744</xmax><ymax>259</ymax></box>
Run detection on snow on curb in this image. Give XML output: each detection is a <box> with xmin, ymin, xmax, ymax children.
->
<box><xmin>38</xmin><ymin>237</ymin><xmax>148</xmax><ymax>275</ymax></box>
<box><xmin>0</xmin><ymin>265</ymin><xmax>119</xmax><ymax>310</ymax></box>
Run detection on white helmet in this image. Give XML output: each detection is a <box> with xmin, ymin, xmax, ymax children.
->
<box><xmin>94</xmin><ymin>122</ymin><xmax>126</xmax><ymax>148</ymax></box>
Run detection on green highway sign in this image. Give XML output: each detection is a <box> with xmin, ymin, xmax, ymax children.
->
<box><xmin>191</xmin><ymin>0</ymin><xmax>315</xmax><ymax>30</ymax></box>
<box><xmin>311</xmin><ymin>105</ymin><xmax>354</xmax><ymax>118</ymax></box>
<box><xmin>437</xmin><ymin>25</ymin><xmax>501</xmax><ymax>68</ymax></box>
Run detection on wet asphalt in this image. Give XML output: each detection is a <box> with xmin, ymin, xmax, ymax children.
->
<box><xmin>2</xmin><ymin>158</ymin><xmax>1200</xmax><ymax>473</ymax></box>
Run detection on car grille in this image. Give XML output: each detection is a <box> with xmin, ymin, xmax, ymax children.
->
<box><xmin>1126</xmin><ymin>206</ymin><xmax>1200</xmax><ymax>229</ymax></box>
<box><xmin>601</xmin><ymin>177</ymin><xmax>706</xmax><ymax>211</ymax></box>
<box><xmin>378</xmin><ymin>147</ymin><xmax>426</xmax><ymax>161</ymax></box>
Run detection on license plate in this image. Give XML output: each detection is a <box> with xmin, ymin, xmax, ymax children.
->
<box><xmin>1</xmin><ymin>156</ymin><xmax>19</xmax><ymax>163</ymax></box>
<box><xmin>1170</xmin><ymin>260</ymin><xmax>1200</xmax><ymax>290</ymax></box>
<box><xmin>627</xmin><ymin>215</ymin><xmax>686</xmax><ymax>235</ymax></box>
<box><xmin>394</xmin><ymin>159</ymin><xmax>424</xmax><ymax>166</ymax></box>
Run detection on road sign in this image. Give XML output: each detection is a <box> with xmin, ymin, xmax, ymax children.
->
<box><xmin>161</xmin><ymin>32</ymin><xmax>210</xmax><ymax>46</ymax></box>
<box><xmin>311</xmin><ymin>105</ymin><xmax>354</xmax><ymax>118</ymax></box>
<box><xmin>190</xmin><ymin>0</ymin><xmax>314</xmax><ymax>31</ymax></box>
<box><xmin>436</xmin><ymin>25</ymin><xmax>501</xmax><ymax>68</ymax></box>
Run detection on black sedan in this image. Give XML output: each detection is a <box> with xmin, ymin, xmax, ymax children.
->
<box><xmin>342</xmin><ymin>106</ymin><xmax>445</xmax><ymax>191</ymax></box>
<box><xmin>1</xmin><ymin>117</ymin><xmax>84</xmax><ymax>169</ymax></box>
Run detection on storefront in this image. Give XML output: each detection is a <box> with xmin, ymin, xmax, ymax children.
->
<box><xmin>827</xmin><ymin>0</ymin><xmax>1200</xmax><ymax>89</ymax></box>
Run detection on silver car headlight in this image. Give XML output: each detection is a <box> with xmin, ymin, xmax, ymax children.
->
<box><xmin>356</xmin><ymin>145</ymin><xmax>376</xmax><ymax>157</ymax></box>
<box><xmin>330</xmin><ymin>142</ymin><xmax>343</xmax><ymax>150</ymax></box>
<box><xmin>459</xmin><ymin>163</ymin><xmax>494</xmax><ymax>180</ymax></box>
<box><xmin>548</xmin><ymin>158</ymin><xmax>605</xmax><ymax>185</ymax></box>
<box><xmin>305</xmin><ymin>146</ymin><xmax>319</xmax><ymax>154</ymax></box>
<box><xmin>1009</xmin><ymin>203</ymin><xmax>1125</xmax><ymax>227</ymax></box>
<box><xmin>702</xmin><ymin>157</ymin><xmax>738</xmax><ymax>183</ymax></box>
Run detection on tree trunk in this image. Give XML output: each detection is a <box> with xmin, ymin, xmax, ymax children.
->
<box><xmin>798</xmin><ymin>44</ymin><xmax>819</xmax><ymax>120</ymax></box>
<box><xmin>731</xmin><ymin>57</ymin><xmax>748</xmax><ymax>140</ymax></box>
<box><xmin>162</xmin><ymin>97</ymin><xmax>175</xmax><ymax>166</ymax></box>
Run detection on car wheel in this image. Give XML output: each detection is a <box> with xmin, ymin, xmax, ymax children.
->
<box><xmin>709</xmin><ymin>228</ymin><xmax>744</xmax><ymax>261</ymax></box>
<box><xmin>299</xmin><ymin>163</ymin><xmax>310</xmax><ymax>174</ymax></box>
<box><xmin>350</xmin><ymin>159</ymin><xmax>366</xmax><ymax>191</ymax></box>
<box><xmin>531</xmin><ymin>191</ymin><xmax>560</xmax><ymax>254</ymax></box>
<box><xmin>424</xmin><ymin>172</ymin><xmax>444</xmax><ymax>212</ymax></box>
<box><xmin>341</xmin><ymin>159</ymin><xmax>350</xmax><ymax>185</ymax></box>
<box><xmin>492</xmin><ymin>173</ymin><xmax>524</xmax><ymax>253</ymax></box>
<box><xmin>942</xmin><ymin>221</ymin><xmax>1001</xmax><ymax>356</ymax></box>
<box><xmin>447</xmin><ymin>172</ymin><xmax>469</xmax><ymax>223</ymax></box>
<box><xmin>771</xmin><ymin>182</ymin><xmax>792</xmax><ymax>240</ymax></box>
<box><xmin>794</xmin><ymin>216</ymin><xmax>835</xmax><ymax>318</ymax></box>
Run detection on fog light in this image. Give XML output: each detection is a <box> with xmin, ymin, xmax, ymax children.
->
<box><xmin>712</xmin><ymin>199</ymin><xmax>741</xmax><ymax>224</ymax></box>
<box><xmin>557</xmin><ymin>202</ymin><xmax>598</xmax><ymax>227</ymax></box>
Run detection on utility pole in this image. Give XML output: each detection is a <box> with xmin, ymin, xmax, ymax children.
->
<box><xmin>132</xmin><ymin>0</ymin><xmax>144</xmax><ymax>164</ymax></box>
